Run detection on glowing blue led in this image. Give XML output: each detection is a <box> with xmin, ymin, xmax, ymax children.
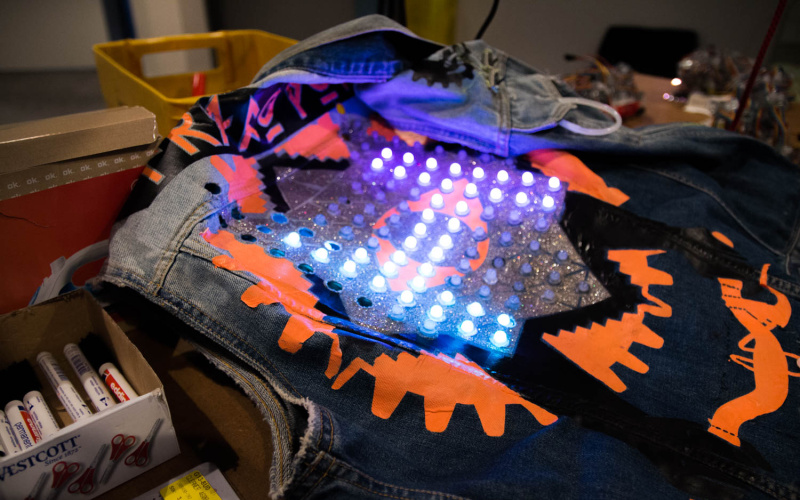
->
<box><xmin>426</xmin><ymin>157</ymin><xmax>438</xmax><ymax>171</ymax></box>
<box><xmin>459</xmin><ymin>320</ymin><xmax>477</xmax><ymax>337</ymax></box>
<box><xmin>505</xmin><ymin>295</ymin><xmax>521</xmax><ymax>309</ymax></box>
<box><xmin>441</xmin><ymin>178</ymin><xmax>454</xmax><ymax>193</ymax></box>
<box><xmin>473</xmin><ymin>167</ymin><xmax>486</xmax><ymax>180</ymax></box>
<box><xmin>381</xmin><ymin>261</ymin><xmax>398</xmax><ymax>277</ymax></box>
<box><xmin>449</xmin><ymin>162</ymin><xmax>462</xmax><ymax>176</ymax></box>
<box><xmin>283</xmin><ymin>232</ymin><xmax>302</xmax><ymax>248</ymax></box>
<box><xmin>529</xmin><ymin>240</ymin><xmax>541</xmax><ymax>253</ymax></box>
<box><xmin>381</xmin><ymin>147</ymin><xmax>393</xmax><ymax>159</ymax></box>
<box><xmin>515</xmin><ymin>192</ymin><xmax>530</xmax><ymax>207</ymax></box>
<box><xmin>508</xmin><ymin>210</ymin><xmax>522</xmax><ymax>226</ymax></box>
<box><xmin>429</xmin><ymin>246</ymin><xmax>444</xmax><ymax>262</ymax></box>
<box><xmin>312</xmin><ymin>248</ymin><xmax>329</xmax><ymax>263</ymax></box>
<box><xmin>410</xmin><ymin>276</ymin><xmax>427</xmax><ymax>293</ymax></box>
<box><xmin>548</xmin><ymin>176</ymin><xmax>561</xmax><ymax>191</ymax></box>
<box><xmin>491</xmin><ymin>330</ymin><xmax>510</xmax><ymax>348</ymax></box>
<box><xmin>389</xmin><ymin>214</ymin><xmax>401</xmax><ymax>226</ymax></box>
<box><xmin>542</xmin><ymin>195</ymin><xmax>555</xmax><ymax>211</ymax></box>
<box><xmin>484</xmin><ymin>268</ymin><xmax>498</xmax><ymax>285</ymax></box>
<box><xmin>464</xmin><ymin>183</ymin><xmax>478</xmax><ymax>198</ymax></box>
<box><xmin>500</xmin><ymin>232</ymin><xmax>513</xmax><ymax>246</ymax></box>
<box><xmin>418</xmin><ymin>262</ymin><xmax>435</xmax><ymax>277</ymax></box>
<box><xmin>378</xmin><ymin>226</ymin><xmax>391</xmax><ymax>238</ymax></box>
<box><xmin>438</xmin><ymin>290</ymin><xmax>455</xmax><ymax>306</ymax></box>
<box><xmin>535</xmin><ymin>218</ymin><xmax>549</xmax><ymax>232</ymax></box>
<box><xmin>556</xmin><ymin>249</ymin><xmax>569</xmax><ymax>262</ymax></box>
<box><xmin>370</xmin><ymin>275</ymin><xmax>387</xmax><ymax>292</ymax></box>
<box><xmin>481</xmin><ymin>205</ymin><xmax>495</xmax><ymax>221</ymax></box>
<box><xmin>520</xmin><ymin>262</ymin><xmax>532</xmax><ymax>275</ymax></box>
<box><xmin>403</xmin><ymin>152</ymin><xmax>414</xmax><ymax>165</ymax></box>
<box><xmin>420</xmin><ymin>319</ymin><xmax>438</xmax><ymax>337</ymax></box>
<box><xmin>522</xmin><ymin>171</ymin><xmax>534</xmax><ymax>186</ymax></box>
<box><xmin>494</xmin><ymin>257</ymin><xmax>506</xmax><ymax>268</ymax></box>
<box><xmin>465</xmin><ymin>246</ymin><xmax>479</xmax><ymax>259</ymax></box>
<box><xmin>455</xmin><ymin>201</ymin><xmax>469</xmax><ymax>216</ymax></box>
<box><xmin>467</xmin><ymin>301</ymin><xmax>485</xmax><ymax>317</ymax></box>
<box><xmin>399</xmin><ymin>290</ymin><xmax>415</xmax><ymax>306</ymax></box>
<box><xmin>398</xmin><ymin>201</ymin><xmax>410</xmax><ymax>213</ymax></box>
<box><xmin>430</xmin><ymin>193</ymin><xmax>445</xmax><ymax>209</ymax></box>
<box><xmin>409</xmin><ymin>188</ymin><xmax>421</xmax><ymax>201</ymax></box>
<box><xmin>428</xmin><ymin>305</ymin><xmax>444</xmax><ymax>322</ymax></box>
<box><xmin>457</xmin><ymin>259</ymin><xmax>471</xmax><ymax>273</ymax></box>
<box><xmin>497</xmin><ymin>170</ymin><xmax>509</xmax><ymax>183</ymax></box>
<box><xmin>388</xmin><ymin>304</ymin><xmax>406</xmax><ymax>321</ymax></box>
<box><xmin>497</xmin><ymin>314</ymin><xmax>515</xmax><ymax>327</ymax></box>
<box><xmin>542</xmin><ymin>289</ymin><xmax>556</xmax><ymax>302</ymax></box>
<box><xmin>472</xmin><ymin>227</ymin><xmax>487</xmax><ymax>241</ymax></box>
<box><xmin>391</xmin><ymin>250</ymin><xmax>408</xmax><ymax>266</ymax></box>
<box><xmin>353</xmin><ymin>214</ymin><xmax>365</xmax><ymax>227</ymax></box>
<box><xmin>364</xmin><ymin>203</ymin><xmax>375</xmax><ymax>216</ymax></box>
<box><xmin>489</xmin><ymin>188</ymin><xmax>503</xmax><ymax>203</ymax></box>
<box><xmin>367</xmin><ymin>237</ymin><xmax>380</xmax><ymax>249</ymax></box>
<box><xmin>439</xmin><ymin>234</ymin><xmax>453</xmax><ymax>249</ymax></box>
<box><xmin>371</xmin><ymin>158</ymin><xmax>384</xmax><ymax>171</ymax></box>
<box><xmin>422</xmin><ymin>208</ymin><xmax>435</xmax><ymax>223</ymax></box>
<box><xmin>513</xmin><ymin>281</ymin><xmax>525</xmax><ymax>292</ymax></box>
<box><xmin>314</xmin><ymin>214</ymin><xmax>327</xmax><ymax>226</ymax></box>
<box><xmin>341</xmin><ymin>260</ymin><xmax>358</xmax><ymax>278</ymax></box>
<box><xmin>339</xmin><ymin>225</ymin><xmax>354</xmax><ymax>240</ymax></box>
<box><xmin>548</xmin><ymin>270</ymin><xmax>562</xmax><ymax>285</ymax></box>
<box><xmin>393</xmin><ymin>166</ymin><xmax>407</xmax><ymax>180</ymax></box>
<box><xmin>418</xmin><ymin>172</ymin><xmax>431</xmax><ymax>186</ymax></box>
<box><xmin>478</xmin><ymin>285</ymin><xmax>491</xmax><ymax>298</ymax></box>
<box><xmin>449</xmin><ymin>275</ymin><xmax>463</xmax><ymax>286</ymax></box>
<box><xmin>403</xmin><ymin>236</ymin><xmax>418</xmax><ymax>251</ymax></box>
<box><xmin>447</xmin><ymin>217</ymin><xmax>461</xmax><ymax>233</ymax></box>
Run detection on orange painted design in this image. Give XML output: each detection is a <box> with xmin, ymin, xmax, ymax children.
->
<box><xmin>274</xmin><ymin>112</ymin><xmax>350</xmax><ymax>161</ymax></box>
<box><xmin>371</xmin><ymin>178</ymin><xmax>488</xmax><ymax>290</ymax></box>
<box><xmin>168</xmin><ymin>111</ymin><xmax>221</xmax><ymax>155</ymax></box>
<box><xmin>332</xmin><ymin>351</ymin><xmax>557</xmax><ymax>436</ymax></box>
<box><xmin>141</xmin><ymin>166</ymin><xmax>164</xmax><ymax>184</ymax></box>
<box><xmin>527</xmin><ymin>150</ymin><xmax>629</xmax><ymax>206</ymax></box>
<box><xmin>711</xmin><ymin>231</ymin><xmax>734</xmax><ymax>248</ymax></box>
<box><xmin>542</xmin><ymin>250</ymin><xmax>671</xmax><ymax>392</ymax></box>
<box><xmin>708</xmin><ymin>264</ymin><xmax>797</xmax><ymax>446</ymax></box>
<box><xmin>208</xmin><ymin>155</ymin><xmax>268</xmax><ymax>214</ymax></box>
<box><xmin>367</xmin><ymin>118</ymin><xmax>427</xmax><ymax>146</ymax></box>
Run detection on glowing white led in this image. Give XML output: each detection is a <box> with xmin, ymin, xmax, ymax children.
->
<box><xmin>515</xmin><ymin>192</ymin><xmax>529</xmax><ymax>207</ymax></box>
<box><xmin>464</xmin><ymin>183</ymin><xmax>478</xmax><ymax>198</ymax></box>
<box><xmin>410</xmin><ymin>276</ymin><xmax>427</xmax><ymax>293</ymax></box>
<box><xmin>455</xmin><ymin>201</ymin><xmax>469</xmax><ymax>216</ymax></box>
<box><xmin>419</xmin><ymin>262</ymin><xmax>435</xmax><ymax>277</ymax></box>
<box><xmin>460</xmin><ymin>320</ymin><xmax>476</xmax><ymax>337</ymax></box>
<box><xmin>497</xmin><ymin>314</ymin><xmax>513</xmax><ymax>327</ymax></box>
<box><xmin>467</xmin><ymin>301</ymin><xmax>485</xmax><ymax>317</ymax></box>
<box><xmin>447</xmin><ymin>217</ymin><xmax>461</xmax><ymax>233</ymax></box>
<box><xmin>418</xmin><ymin>172</ymin><xmax>431</xmax><ymax>186</ymax></box>
<box><xmin>449</xmin><ymin>162</ymin><xmax>462</xmax><ymax>176</ymax></box>
<box><xmin>393</xmin><ymin>166</ymin><xmax>407</xmax><ymax>179</ymax></box>
<box><xmin>371</xmin><ymin>158</ymin><xmax>384</xmax><ymax>171</ymax></box>
<box><xmin>438</xmin><ymin>290</ymin><xmax>455</xmax><ymax>306</ymax></box>
<box><xmin>403</xmin><ymin>235</ymin><xmax>418</xmax><ymax>250</ymax></box>
<box><xmin>429</xmin><ymin>246</ymin><xmax>444</xmax><ymax>262</ymax></box>
<box><xmin>341</xmin><ymin>260</ymin><xmax>357</xmax><ymax>278</ymax></box>
<box><xmin>491</xmin><ymin>330</ymin><xmax>510</xmax><ymax>348</ymax></box>
<box><xmin>439</xmin><ymin>234</ymin><xmax>453</xmax><ymax>249</ymax></box>
<box><xmin>399</xmin><ymin>290</ymin><xmax>415</xmax><ymax>305</ymax></box>
<box><xmin>425</xmin><ymin>157</ymin><xmax>438</xmax><ymax>171</ymax></box>
<box><xmin>548</xmin><ymin>176</ymin><xmax>561</xmax><ymax>191</ymax></box>
<box><xmin>381</xmin><ymin>147</ymin><xmax>393</xmax><ymax>159</ymax></box>
<box><xmin>422</xmin><ymin>208</ymin><xmax>435</xmax><ymax>223</ymax></box>
<box><xmin>371</xmin><ymin>275</ymin><xmax>386</xmax><ymax>290</ymax></box>
<box><xmin>542</xmin><ymin>195</ymin><xmax>555</xmax><ymax>211</ymax></box>
<box><xmin>429</xmin><ymin>305</ymin><xmax>444</xmax><ymax>321</ymax></box>
<box><xmin>391</xmin><ymin>250</ymin><xmax>408</xmax><ymax>266</ymax></box>
<box><xmin>403</xmin><ymin>152</ymin><xmax>414</xmax><ymax>165</ymax></box>
<box><xmin>497</xmin><ymin>170</ymin><xmax>509</xmax><ymax>183</ymax></box>
<box><xmin>353</xmin><ymin>247</ymin><xmax>369</xmax><ymax>264</ymax></box>
<box><xmin>473</xmin><ymin>167</ymin><xmax>485</xmax><ymax>180</ymax></box>
<box><xmin>522</xmin><ymin>171</ymin><xmax>534</xmax><ymax>186</ymax></box>
<box><xmin>489</xmin><ymin>188</ymin><xmax>503</xmax><ymax>203</ymax></box>
<box><xmin>313</xmin><ymin>248</ymin><xmax>329</xmax><ymax>263</ymax></box>
<box><xmin>441</xmin><ymin>178</ymin><xmax>454</xmax><ymax>193</ymax></box>
<box><xmin>431</xmin><ymin>193</ymin><xmax>445</xmax><ymax>209</ymax></box>
<box><xmin>283</xmin><ymin>232</ymin><xmax>301</xmax><ymax>248</ymax></box>
<box><xmin>414</xmin><ymin>222</ymin><xmax>427</xmax><ymax>237</ymax></box>
<box><xmin>381</xmin><ymin>261</ymin><xmax>398</xmax><ymax>277</ymax></box>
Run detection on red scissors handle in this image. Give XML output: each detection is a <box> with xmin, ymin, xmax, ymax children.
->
<box><xmin>111</xmin><ymin>434</ymin><xmax>136</xmax><ymax>460</ymax></box>
<box><xmin>67</xmin><ymin>468</ymin><xmax>95</xmax><ymax>495</ymax></box>
<box><xmin>51</xmin><ymin>462</ymin><xmax>80</xmax><ymax>488</ymax></box>
<box><xmin>125</xmin><ymin>441</ymin><xmax>150</xmax><ymax>467</ymax></box>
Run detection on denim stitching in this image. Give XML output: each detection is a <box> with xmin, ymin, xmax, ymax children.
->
<box><xmin>328</xmin><ymin>459</ymin><xmax>470</xmax><ymax>500</ymax></box>
<box><xmin>301</xmin><ymin>456</ymin><xmax>337</xmax><ymax>500</ymax></box>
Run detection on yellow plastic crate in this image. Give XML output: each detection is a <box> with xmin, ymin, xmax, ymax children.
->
<box><xmin>94</xmin><ymin>30</ymin><xmax>296</xmax><ymax>138</ymax></box>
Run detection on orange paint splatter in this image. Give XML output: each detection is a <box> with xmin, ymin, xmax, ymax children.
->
<box><xmin>711</xmin><ymin>231</ymin><xmax>734</xmax><ymax>248</ymax></box>
<box><xmin>527</xmin><ymin>150</ymin><xmax>629</xmax><ymax>206</ymax></box>
<box><xmin>141</xmin><ymin>166</ymin><xmax>164</xmax><ymax>184</ymax></box>
<box><xmin>542</xmin><ymin>250</ymin><xmax>671</xmax><ymax>392</ymax></box>
<box><xmin>367</xmin><ymin>118</ymin><xmax>428</xmax><ymax>146</ymax></box>
<box><xmin>708</xmin><ymin>264</ymin><xmax>797</xmax><ymax>446</ymax></box>
<box><xmin>333</xmin><ymin>351</ymin><xmax>557</xmax><ymax>436</ymax></box>
<box><xmin>208</xmin><ymin>155</ymin><xmax>268</xmax><ymax>214</ymax></box>
<box><xmin>168</xmin><ymin>111</ymin><xmax>221</xmax><ymax>155</ymax></box>
<box><xmin>275</xmin><ymin>112</ymin><xmax>350</xmax><ymax>161</ymax></box>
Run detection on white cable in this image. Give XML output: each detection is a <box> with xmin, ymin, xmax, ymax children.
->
<box><xmin>557</xmin><ymin>97</ymin><xmax>622</xmax><ymax>136</ymax></box>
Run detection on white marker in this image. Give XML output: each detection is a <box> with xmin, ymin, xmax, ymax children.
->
<box><xmin>23</xmin><ymin>391</ymin><xmax>60</xmax><ymax>438</ymax></box>
<box><xmin>4</xmin><ymin>401</ymin><xmax>41</xmax><ymax>449</ymax></box>
<box><xmin>0</xmin><ymin>410</ymin><xmax>21</xmax><ymax>456</ymax></box>
<box><xmin>36</xmin><ymin>352</ymin><xmax>92</xmax><ymax>422</ymax></box>
<box><xmin>99</xmin><ymin>363</ymin><xmax>139</xmax><ymax>402</ymax></box>
<box><xmin>64</xmin><ymin>343</ymin><xmax>116</xmax><ymax>412</ymax></box>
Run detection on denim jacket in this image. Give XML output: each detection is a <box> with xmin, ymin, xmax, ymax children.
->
<box><xmin>104</xmin><ymin>15</ymin><xmax>800</xmax><ymax>500</ymax></box>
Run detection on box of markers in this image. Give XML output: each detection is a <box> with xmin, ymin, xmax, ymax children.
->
<box><xmin>0</xmin><ymin>289</ymin><xmax>179</xmax><ymax>499</ymax></box>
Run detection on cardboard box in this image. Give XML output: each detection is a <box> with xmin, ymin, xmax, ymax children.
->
<box><xmin>0</xmin><ymin>107</ymin><xmax>159</xmax><ymax>314</ymax></box>
<box><xmin>0</xmin><ymin>290</ymin><xmax>180</xmax><ymax>499</ymax></box>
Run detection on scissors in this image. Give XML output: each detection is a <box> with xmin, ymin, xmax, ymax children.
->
<box><xmin>45</xmin><ymin>462</ymin><xmax>80</xmax><ymax>500</ymax></box>
<box><xmin>68</xmin><ymin>444</ymin><xmax>107</xmax><ymax>495</ymax></box>
<box><xmin>99</xmin><ymin>434</ymin><xmax>136</xmax><ymax>484</ymax></box>
<box><xmin>126</xmin><ymin>418</ymin><xmax>163</xmax><ymax>467</ymax></box>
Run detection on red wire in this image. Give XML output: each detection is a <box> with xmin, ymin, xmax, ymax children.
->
<box><xmin>729</xmin><ymin>0</ymin><xmax>787</xmax><ymax>131</ymax></box>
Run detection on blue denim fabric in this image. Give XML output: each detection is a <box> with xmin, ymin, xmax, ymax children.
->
<box><xmin>104</xmin><ymin>15</ymin><xmax>800</xmax><ymax>500</ymax></box>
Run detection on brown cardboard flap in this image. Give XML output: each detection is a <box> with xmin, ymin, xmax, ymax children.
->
<box><xmin>0</xmin><ymin>106</ymin><xmax>158</xmax><ymax>173</ymax></box>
